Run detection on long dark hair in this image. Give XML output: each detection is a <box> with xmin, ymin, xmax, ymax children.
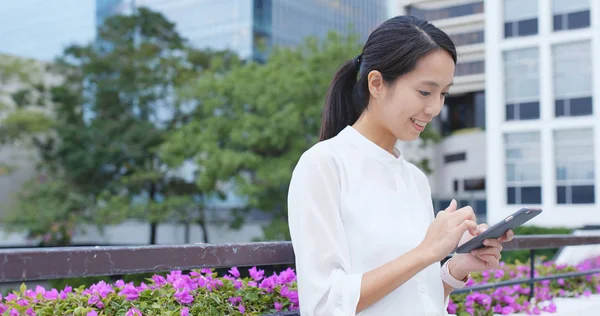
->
<box><xmin>319</xmin><ymin>15</ymin><xmax>457</xmax><ymax>141</ymax></box>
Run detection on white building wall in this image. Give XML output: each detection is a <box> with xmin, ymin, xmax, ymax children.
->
<box><xmin>397</xmin><ymin>0</ymin><xmax>487</xmax><ymax>206</ymax></box>
<box><xmin>486</xmin><ymin>0</ymin><xmax>600</xmax><ymax>228</ymax></box>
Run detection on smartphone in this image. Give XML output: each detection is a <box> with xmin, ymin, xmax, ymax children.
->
<box><xmin>454</xmin><ymin>207</ymin><xmax>542</xmax><ymax>254</ymax></box>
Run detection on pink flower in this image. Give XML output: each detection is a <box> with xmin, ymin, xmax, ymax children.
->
<box><xmin>274</xmin><ymin>302</ymin><xmax>283</xmax><ymax>311</ymax></box>
<box><xmin>228</xmin><ymin>296</ymin><xmax>242</xmax><ymax>305</ymax></box>
<box><xmin>87</xmin><ymin>294</ymin><xmax>104</xmax><ymax>309</ymax></box>
<box><xmin>180</xmin><ymin>307</ymin><xmax>189</xmax><ymax>316</ymax></box>
<box><xmin>126</xmin><ymin>307</ymin><xmax>142</xmax><ymax>316</ymax></box>
<box><xmin>44</xmin><ymin>288</ymin><xmax>59</xmax><ymax>300</ymax></box>
<box><xmin>17</xmin><ymin>298</ymin><xmax>29</xmax><ymax>306</ymax></box>
<box><xmin>233</xmin><ymin>280</ymin><xmax>243</xmax><ymax>289</ymax></box>
<box><xmin>228</xmin><ymin>267</ymin><xmax>240</xmax><ymax>278</ymax></box>
<box><xmin>5</xmin><ymin>293</ymin><xmax>17</xmax><ymax>301</ymax></box>
<box><xmin>447</xmin><ymin>300</ymin><xmax>457</xmax><ymax>314</ymax></box>
<box><xmin>120</xmin><ymin>284</ymin><xmax>140</xmax><ymax>301</ymax></box>
<box><xmin>201</xmin><ymin>268</ymin><xmax>213</xmax><ymax>275</ymax></box>
<box><xmin>152</xmin><ymin>275</ymin><xmax>167</xmax><ymax>287</ymax></box>
<box><xmin>26</xmin><ymin>308</ymin><xmax>36</xmax><ymax>316</ymax></box>
<box><xmin>238</xmin><ymin>305</ymin><xmax>245</xmax><ymax>314</ymax></box>
<box><xmin>87</xmin><ymin>310</ymin><xmax>99</xmax><ymax>316</ymax></box>
<box><xmin>248</xmin><ymin>267</ymin><xmax>264</xmax><ymax>281</ymax></box>
<box><xmin>174</xmin><ymin>289</ymin><xmax>193</xmax><ymax>305</ymax></box>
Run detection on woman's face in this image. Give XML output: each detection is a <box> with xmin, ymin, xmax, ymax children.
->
<box><xmin>368</xmin><ymin>49</ymin><xmax>456</xmax><ymax>142</ymax></box>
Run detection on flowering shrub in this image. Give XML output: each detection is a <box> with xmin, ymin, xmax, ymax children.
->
<box><xmin>0</xmin><ymin>267</ymin><xmax>298</xmax><ymax>316</ymax></box>
<box><xmin>2</xmin><ymin>256</ymin><xmax>599</xmax><ymax>315</ymax></box>
<box><xmin>448</xmin><ymin>256</ymin><xmax>600</xmax><ymax>315</ymax></box>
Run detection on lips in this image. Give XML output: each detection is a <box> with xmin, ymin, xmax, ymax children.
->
<box><xmin>411</xmin><ymin>118</ymin><xmax>427</xmax><ymax>132</ymax></box>
<box><xmin>411</xmin><ymin>118</ymin><xmax>427</xmax><ymax>127</ymax></box>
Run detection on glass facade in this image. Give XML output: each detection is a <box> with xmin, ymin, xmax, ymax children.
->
<box><xmin>0</xmin><ymin>0</ymin><xmax>96</xmax><ymax>61</ymax></box>
<box><xmin>555</xmin><ymin>129</ymin><xmax>595</xmax><ymax>204</ymax></box>
<box><xmin>270</xmin><ymin>0</ymin><xmax>387</xmax><ymax>48</ymax></box>
<box><xmin>552</xmin><ymin>40</ymin><xmax>593</xmax><ymax>117</ymax></box>
<box><xmin>504</xmin><ymin>47</ymin><xmax>540</xmax><ymax>121</ymax></box>
<box><xmin>105</xmin><ymin>0</ymin><xmax>254</xmax><ymax>58</ymax></box>
<box><xmin>96</xmin><ymin>0</ymin><xmax>387</xmax><ymax>61</ymax></box>
<box><xmin>552</xmin><ymin>0</ymin><xmax>590</xmax><ymax>31</ymax></box>
<box><xmin>407</xmin><ymin>1</ymin><xmax>484</xmax><ymax>21</ymax></box>
<box><xmin>505</xmin><ymin>132</ymin><xmax>542</xmax><ymax>205</ymax></box>
<box><xmin>441</xmin><ymin>91</ymin><xmax>486</xmax><ymax>137</ymax></box>
<box><xmin>504</xmin><ymin>0</ymin><xmax>538</xmax><ymax>38</ymax></box>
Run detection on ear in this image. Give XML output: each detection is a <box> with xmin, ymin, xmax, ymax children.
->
<box><xmin>367</xmin><ymin>70</ymin><xmax>384</xmax><ymax>99</ymax></box>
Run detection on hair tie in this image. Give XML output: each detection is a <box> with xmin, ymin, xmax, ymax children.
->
<box><xmin>354</xmin><ymin>54</ymin><xmax>362</xmax><ymax>69</ymax></box>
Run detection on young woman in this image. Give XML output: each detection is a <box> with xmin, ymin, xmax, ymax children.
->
<box><xmin>287</xmin><ymin>16</ymin><xmax>514</xmax><ymax>315</ymax></box>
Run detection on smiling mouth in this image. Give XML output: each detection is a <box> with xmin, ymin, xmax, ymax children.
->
<box><xmin>411</xmin><ymin>118</ymin><xmax>427</xmax><ymax>127</ymax></box>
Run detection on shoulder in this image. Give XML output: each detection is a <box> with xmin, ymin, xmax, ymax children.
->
<box><xmin>293</xmin><ymin>137</ymin><xmax>343</xmax><ymax>175</ymax></box>
<box><xmin>404</xmin><ymin>160</ymin><xmax>432</xmax><ymax>191</ymax></box>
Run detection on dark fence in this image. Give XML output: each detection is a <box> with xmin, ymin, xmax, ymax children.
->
<box><xmin>1</xmin><ymin>234</ymin><xmax>600</xmax><ymax>314</ymax></box>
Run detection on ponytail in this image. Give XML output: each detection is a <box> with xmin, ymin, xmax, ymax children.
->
<box><xmin>319</xmin><ymin>55</ymin><xmax>364</xmax><ymax>141</ymax></box>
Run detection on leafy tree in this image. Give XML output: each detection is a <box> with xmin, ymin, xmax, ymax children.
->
<box><xmin>162</xmin><ymin>32</ymin><xmax>443</xmax><ymax>241</ymax></box>
<box><xmin>0</xmin><ymin>56</ymin><xmax>55</xmax><ymax>175</ymax></box>
<box><xmin>6</xmin><ymin>8</ymin><xmax>238</xmax><ymax>244</ymax></box>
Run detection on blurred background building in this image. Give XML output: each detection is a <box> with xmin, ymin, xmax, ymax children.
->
<box><xmin>1</xmin><ymin>0</ymin><xmax>599</xmax><ymax>246</ymax></box>
<box><xmin>397</xmin><ymin>0</ymin><xmax>599</xmax><ymax>228</ymax></box>
<box><xmin>0</xmin><ymin>0</ymin><xmax>389</xmax><ymax>245</ymax></box>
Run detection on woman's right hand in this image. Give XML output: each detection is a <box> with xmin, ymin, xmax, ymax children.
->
<box><xmin>418</xmin><ymin>199</ymin><xmax>478</xmax><ymax>262</ymax></box>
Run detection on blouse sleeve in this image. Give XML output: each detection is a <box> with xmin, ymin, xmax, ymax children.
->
<box><xmin>287</xmin><ymin>147</ymin><xmax>363</xmax><ymax>316</ymax></box>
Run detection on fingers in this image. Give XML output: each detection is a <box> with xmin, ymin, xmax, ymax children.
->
<box><xmin>455</xmin><ymin>219</ymin><xmax>478</xmax><ymax>236</ymax></box>
<box><xmin>498</xmin><ymin>229</ymin><xmax>515</xmax><ymax>242</ymax></box>
<box><xmin>477</xmin><ymin>254</ymin><xmax>501</xmax><ymax>269</ymax></box>
<box><xmin>454</xmin><ymin>206</ymin><xmax>477</xmax><ymax>222</ymax></box>
<box><xmin>482</xmin><ymin>239</ymin><xmax>503</xmax><ymax>251</ymax></box>
<box><xmin>445</xmin><ymin>199</ymin><xmax>457</xmax><ymax>212</ymax></box>
<box><xmin>471</xmin><ymin>247</ymin><xmax>502</xmax><ymax>262</ymax></box>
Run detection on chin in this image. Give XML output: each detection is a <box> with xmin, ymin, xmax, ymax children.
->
<box><xmin>396</xmin><ymin>130</ymin><xmax>420</xmax><ymax>142</ymax></box>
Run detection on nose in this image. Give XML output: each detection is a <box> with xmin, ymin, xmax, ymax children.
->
<box><xmin>424</xmin><ymin>98</ymin><xmax>444</xmax><ymax>117</ymax></box>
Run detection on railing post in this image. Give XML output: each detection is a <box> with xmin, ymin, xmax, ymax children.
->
<box><xmin>528</xmin><ymin>249</ymin><xmax>535</xmax><ymax>301</ymax></box>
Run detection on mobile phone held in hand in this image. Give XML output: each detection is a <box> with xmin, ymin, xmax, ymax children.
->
<box><xmin>454</xmin><ymin>207</ymin><xmax>543</xmax><ymax>254</ymax></box>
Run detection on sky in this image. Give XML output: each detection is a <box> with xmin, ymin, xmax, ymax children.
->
<box><xmin>0</xmin><ymin>0</ymin><xmax>96</xmax><ymax>61</ymax></box>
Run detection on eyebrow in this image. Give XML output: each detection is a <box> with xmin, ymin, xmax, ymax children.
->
<box><xmin>421</xmin><ymin>80</ymin><xmax>454</xmax><ymax>88</ymax></box>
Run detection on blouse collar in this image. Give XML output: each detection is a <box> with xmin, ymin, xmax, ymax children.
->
<box><xmin>337</xmin><ymin>125</ymin><xmax>405</xmax><ymax>168</ymax></box>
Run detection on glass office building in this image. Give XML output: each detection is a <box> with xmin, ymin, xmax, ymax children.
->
<box><xmin>98</xmin><ymin>0</ymin><xmax>388</xmax><ymax>61</ymax></box>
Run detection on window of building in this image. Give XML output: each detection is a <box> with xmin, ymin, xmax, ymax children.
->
<box><xmin>504</xmin><ymin>48</ymin><xmax>539</xmax><ymax>121</ymax></box>
<box><xmin>449</xmin><ymin>30</ymin><xmax>484</xmax><ymax>46</ymax></box>
<box><xmin>444</xmin><ymin>152</ymin><xmax>467</xmax><ymax>163</ymax></box>
<box><xmin>455</xmin><ymin>60</ymin><xmax>485</xmax><ymax>76</ymax></box>
<box><xmin>553</xmin><ymin>0</ymin><xmax>590</xmax><ymax>31</ymax></box>
<box><xmin>504</xmin><ymin>0</ymin><xmax>538</xmax><ymax>38</ymax></box>
<box><xmin>505</xmin><ymin>132</ymin><xmax>542</xmax><ymax>204</ymax></box>
<box><xmin>552</xmin><ymin>41</ymin><xmax>593</xmax><ymax>117</ymax></box>
<box><xmin>464</xmin><ymin>178</ymin><xmax>486</xmax><ymax>191</ymax></box>
<box><xmin>407</xmin><ymin>1</ymin><xmax>484</xmax><ymax>21</ymax></box>
<box><xmin>555</xmin><ymin>129</ymin><xmax>595</xmax><ymax>204</ymax></box>
<box><xmin>441</xmin><ymin>91</ymin><xmax>485</xmax><ymax>136</ymax></box>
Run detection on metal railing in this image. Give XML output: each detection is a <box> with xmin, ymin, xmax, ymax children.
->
<box><xmin>1</xmin><ymin>234</ymin><xmax>600</xmax><ymax>314</ymax></box>
<box><xmin>451</xmin><ymin>234</ymin><xmax>600</xmax><ymax>299</ymax></box>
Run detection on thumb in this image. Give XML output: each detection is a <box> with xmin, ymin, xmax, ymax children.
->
<box><xmin>445</xmin><ymin>199</ymin><xmax>458</xmax><ymax>212</ymax></box>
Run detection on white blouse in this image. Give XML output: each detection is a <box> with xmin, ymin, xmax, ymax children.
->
<box><xmin>288</xmin><ymin>126</ymin><xmax>449</xmax><ymax>316</ymax></box>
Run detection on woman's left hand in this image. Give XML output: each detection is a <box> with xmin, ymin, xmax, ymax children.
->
<box><xmin>449</xmin><ymin>224</ymin><xmax>515</xmax><ymax>278</ymax></box>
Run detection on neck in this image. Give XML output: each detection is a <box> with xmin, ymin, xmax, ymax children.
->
<box><xmin>352</xmin><ymin>111</ymin><xmax>398</xmax><ymax>157</ymax></box>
